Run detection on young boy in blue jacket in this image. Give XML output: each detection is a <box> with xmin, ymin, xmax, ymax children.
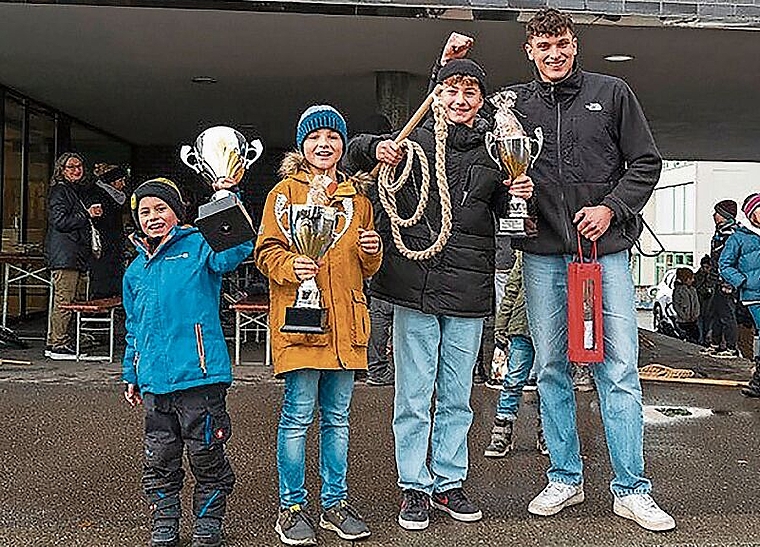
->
<box><xmin>122</xmin><ymin>177</ymin><xmax>253</xmax><ymax>547</ymax></box>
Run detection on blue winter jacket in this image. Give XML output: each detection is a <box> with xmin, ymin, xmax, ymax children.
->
<box><xmin>719</xmin><ymin>225</ymin><xmax>760</xmax><ymax>303</ymax></box>
<box><xmin>121</xmin><ymin>226</ymin><xmax>253</xmax><ymax>394</ymax></box>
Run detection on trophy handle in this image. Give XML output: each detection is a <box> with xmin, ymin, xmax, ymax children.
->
<box><xmin>530</xmin><ymin>127</ymin><xmax>544</xmax><ymax>168</ymax></box>
<box><xmin>485</xmin><ymin>132</ymin><xmax>501</xmax><ymax>168</ymax></box>
<box><xmin>274</xmin><ymin>193</ymin><xmax>293</xmax><ymax>245</ymax></box>
<box><xmin>332</xmin><ymin>198</ymin><xmax>354</xmax><ymax>246</ymax></box>
<box><xmin>180</xmin><ymin>145</ymin><xmax>203</xmax><ymax>175</ymax></box>
<box><xmin>244</xmin><ymin>139</ymin><xmax>264</xmax><ymax>168</ymax></box>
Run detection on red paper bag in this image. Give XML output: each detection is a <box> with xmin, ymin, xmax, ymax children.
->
<box><xmin>567</xmin><ymin>235</ymin><xmax>604</xmax><ymax>363</ymax></box>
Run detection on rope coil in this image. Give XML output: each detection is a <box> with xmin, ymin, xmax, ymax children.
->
<box><xmin>377</xmin><ymin>94</ymin><xmax>453</xmax><ymax>261</ymax></box>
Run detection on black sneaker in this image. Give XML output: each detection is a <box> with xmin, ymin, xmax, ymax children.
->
<box><xmin>431</xmin><ymin>488</ymin><xmax>482</xmax><ymax>522</ymax></box>
<box><xmin>398</xmin><ymin>489</ymin><xmax>429</xmax><ymax>531</ymax></box>
<box><xmin>151</xmin><ymin>518</ymin><xmax>180</xmax><ymax>547</ymax></box>
<box><xmin>320</xmin><ymin>500</ymin><xmax>371</xmax><ymax>540</ymax></box>
<box><xmin>484</xmin><ymin>418</ymin><xmax>513</xmax><ymax>458</ymax></box>
<box><xmin>366</xmin><ymin>368</ymin><xmax>394</xmax><ymax>387</ymax></box>
<box><xmin>536</xmin><ymin>427</ymin><xmax>549</xmax><ymax>456</ymax></box>
<box><xmin>484</xmin><ymin>377</ymin><xmax>503</xmax><ymax>391</ymax></box>
<box><xmin>275</xmin><ymin>505</ymin><xmax>317</xmax><ymax>546</ymax></box>
<box><xmin>192</xmin><ymin>517</ymin><xmax>222</xmax><ymax>547</ymax></box>
<box><xmin>47</xmin><ymin>344</ymin><xmax>80</xmax><ymax>360</ymax></box>
<box><xmin>522</xmin><ymin>377</ymin><xmax>538</xmax><ymax>392</ymax></box>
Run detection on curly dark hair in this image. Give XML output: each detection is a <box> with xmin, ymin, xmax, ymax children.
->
<box><xmin>525</xmin><ymin>8</ymin><xmax>576</xmax><ymax>41</ymax></box>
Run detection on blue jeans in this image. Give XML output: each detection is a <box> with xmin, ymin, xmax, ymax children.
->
<box><xmin>277</xmin><ymin>369</ymin><xmax>355</xmax><ymax>509</ymax></box>
<box><xmin>748</xmin><ymin>304</ymin><xmax>760</xmax><ymax>335</ymax></box>
<box><xmin>495</xmin><ymin>335</ymin><xmax>536</xmax><ymax>421</ymax></box>
<box><xmin>393</xmin><ymin>305</ymin><xmax>484</xmax><ymax>494</ymax></box>
<box><xmin>523</xmin><ymin>251</ymin><xmax>652</xmax><ymax>497</ymax></box>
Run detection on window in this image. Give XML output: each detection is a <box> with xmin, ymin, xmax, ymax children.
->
<box><xmin>655</xmin><ymin>182</ymin><xmax>695</xmax><ymax>234</ymax></box>
<box><xmin>655</xmin><ymin>252</ymin><xmax>694</xmax><ymax>283</ymax></box>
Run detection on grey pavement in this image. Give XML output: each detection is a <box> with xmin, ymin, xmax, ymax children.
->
<box><xmin>1</xmin><ymin>329</ymin><xmax>760</xmax><ymax>546</ymax></box>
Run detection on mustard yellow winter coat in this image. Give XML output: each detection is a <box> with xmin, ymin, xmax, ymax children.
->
<box><xmin>255</xmin><ymin>154</ymin><xmax>382</xmax><ymax>376</ymax></box>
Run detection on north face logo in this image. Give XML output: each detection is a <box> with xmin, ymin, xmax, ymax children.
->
<box><xmin>585</xmin><ymin>102</ymin><xmax>603</xmax><ymax>111</ymax></box>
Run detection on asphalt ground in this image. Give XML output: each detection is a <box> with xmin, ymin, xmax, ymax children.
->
<box><xmin>1</xmin><ymin>329</ymin><xmax>759</xmax><ymax>547</ymax></box>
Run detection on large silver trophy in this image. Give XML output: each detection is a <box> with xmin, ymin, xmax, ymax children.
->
<box><xmin>276</xmin><ymin>203</ymin><xmax>345</xmax><ymax>333</ymax></box>
<box><xmin>180</xmin><ymin>126</ymin><xmax>264</xmax><ymax>251</ymax></box>
<box><xmin>485</xmin><ymin>91</ymin><xmax>543</xmax><ymax>238</ymax></box>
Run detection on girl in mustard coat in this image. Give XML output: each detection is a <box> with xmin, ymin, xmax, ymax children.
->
<box><xmin>255</xmin><ymin>105</ymin><xmax>382</xmax><ymax>546</ymax></box>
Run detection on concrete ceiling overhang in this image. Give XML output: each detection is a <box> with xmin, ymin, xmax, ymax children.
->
<box><xmin>0</xmin><ymin>2</ymin><xmax>758</xmax><ymax>160</ymax></box>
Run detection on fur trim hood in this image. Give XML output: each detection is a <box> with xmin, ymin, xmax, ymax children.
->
<box><xmin>278</xmin><ymin>151</ymin><xmax>372</xmax><ymax>196</ymax></box>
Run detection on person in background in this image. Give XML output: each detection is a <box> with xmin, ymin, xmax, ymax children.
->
<box><xmin>256</xmin><ymin>105</ymin><xmax>382</xmax><ymax>546</ymax></box>
<box><xmin>672</xmin><ymin>267</ymin><xmax>700</xmax><ymax>344</ymax></box>
<box><xmin>44</xmin><ymin>152</ymin><xmax>102</xmax><ymax>360</ymax></box>
<box><xmin>709</xmin><ymin>200</ymin><xmax>740</xmax><ymax>358</ymax></box>
<box><xmin>88</xmin><ymin>163</ymin><xmax>128</xmax><ymax>298</ymax></box>
<box><xmin>483</xmin><ymin>251</ymin><xmax>547</xmax><ymax>459</ymax></box>
<box><xmin>719</xmin><ymin>193</ymin><xmax>760</xmax><ymax>397</ymax></box>
<box><xmin>693</xmin><ymin>255</ymin><xmax>714</xmax><ymax>346</ymax></box>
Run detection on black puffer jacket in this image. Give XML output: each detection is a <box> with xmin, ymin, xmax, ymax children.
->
<box><xmin>505</xmin><ymin>66</ymin><xmax>661</xmax><ymax>257</ymax></box>
<box><xmin>44</xmin><ymin>181</ymin><xmax>92</xmax><ymax>271</ymax></box>
<box><xmin>346</xmin><ymin>116</ymin><xmax>509</xmax><ymax>318</ymax></box>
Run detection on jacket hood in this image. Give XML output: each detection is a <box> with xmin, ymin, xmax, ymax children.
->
<box><xmin>278</xmin><ymin>151</ymin><xmax>373</xmax><ymax>195</ymax></box>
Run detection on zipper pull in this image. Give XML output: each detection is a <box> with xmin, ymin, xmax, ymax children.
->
<box><xmin>460</xmin><ymin>191</ymin><xmax>469</xmax><ymax>206</ymax></box>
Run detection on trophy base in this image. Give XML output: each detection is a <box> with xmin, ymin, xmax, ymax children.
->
<box><xmin>281</xmin><ymin>306</ymin><xmax>329</xmax><ymax>334</ymax></box>
<box><xmin>497</xmin><ymin>217</ymin><xmax>537</xmax><ymax>238</ymax></box>
<box><xmin>196</xmin><ymin>195</ymin><xmax>255</xmax><ymax>252</ymax></box>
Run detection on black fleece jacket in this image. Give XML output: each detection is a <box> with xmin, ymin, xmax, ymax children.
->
<box><xmin>504</xmin><ymin>66</ymin><xmax>661</xmax><ymax>257</ymax></box>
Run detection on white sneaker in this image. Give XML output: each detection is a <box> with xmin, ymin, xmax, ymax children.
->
<box><xmin>528</xmin><ymin>482</ymin><xmax>584</xmax><ymax>516</ymax></box>
<box><xmin>613</xmin><ymin>493</ymin><xmax>675</xmax><ymax>531</ymax></box>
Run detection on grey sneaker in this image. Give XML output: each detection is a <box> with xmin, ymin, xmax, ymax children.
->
<box><xmin>528</xmin><ymin>482</ymin><xmax>585</xmax><ymax>516</ymax></box>
<box><xmin>275</xmin><ymin>505</ymin><xmax>316</xmax><ymax>546</ymax></box>
<box><xmin>484</xmin><ymin>418</ymin><xmax>514</xmax><ymax>458</ymax></box>
<box><xmin>47</xmin><ymin>344</ymin><xmax>81</xmax><ymax>360</ymax></box>
<box><xmin>613</xmin><ymin>493</ymin><xmax>676</xmax><ymax>531</ymax></box>
<box><xmin>366</xmin><ymin>368</ymin><xmax>394</xmax><ymax>387</ymax></box>
<box><xmin>151</xmin><ymin>518</ymin><xmax>180</xmax><ymax>547</ymax></box>
<box><xmin>191</xmin><ymin>517</ymin><xmax>222</xmax><ymax>547</ymax></box>
<box><xmin>713</xmin><ymin>348</ymin><xmax>741</xmax><ymax>359</ymax></box>
<box><xmin>319</xmin><ymin>500</ymin><xmax>371</xmax><ymax>540</ymax></box>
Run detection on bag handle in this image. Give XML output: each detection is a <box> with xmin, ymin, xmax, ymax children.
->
<box><xmin>576</xmin><ymin>231</ymin><xmax>598</xmax><ymax>263</ymax></box>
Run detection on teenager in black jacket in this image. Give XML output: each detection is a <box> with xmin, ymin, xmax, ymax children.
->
<box><xmin>441</xmin><ymin>8</ymin><xmax>674</xmax><ymax>532</ymax></box>
<box><xmin>347</xmin><ymin>59</ymin><xmax>533</xmax><ymax>531</ymax></box>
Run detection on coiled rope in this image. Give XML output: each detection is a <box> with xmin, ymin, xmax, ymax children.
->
<box><xmin>376</xmin><ymin>93</ymin><xmax>452</xmax><ymax>261</ymax></box>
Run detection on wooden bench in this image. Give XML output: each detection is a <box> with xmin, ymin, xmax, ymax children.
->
<box><xmin>61</xmin><ymin>297</ymin><xmax>122</xmax><ymax>362</ymax></box>
<box><xmin>230</xmin><ymin>296</ymin><xmax>270</xmax><ymax>368</ymax></box>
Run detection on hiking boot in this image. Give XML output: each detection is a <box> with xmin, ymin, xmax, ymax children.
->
<box><xmin>366</xmin><ymin>367</ymin><xmax>394</xmax><ymax>387</ymax></box>
<box><xmin>613</xmin><ymin>493</ymin><xmax>676</xmax><ymax>531</ymax></box>
<box><xmin>150</xmin><ymin>494</ymin><xmax>181</xmax><ymax>547</ymax></box>
<box><xmin>536</xmin><ymin>427</ymin><xmax>549</xmax><ymax>456</ymax></box>
<box><xmin>528</xmin><ymin>482</ymin><xmax>585</xmax><ymax>516</ymax></box>
<box><xmin>431</xmin><ymin>488</ymin><xmax>482</xmax><ymax>522</ymax></box>
<box><xmin>319</xmin><ymin>500</ymin><xmax>371</xmax><ymax>540</ymax></box>
<box><xmin>275</xmin><ymin>505</ymin><xmax>316</xmax><ymax>546</ymax></box>
<box><xmin>484</xmin><ymin>418</ymin><xmax>514</xmax><ymax>458</ymax></box>
<box><xmin>192</xmin><ymin>517</ymin><xmax>222</xmax><ymax>547</ymax></box>
<box><xmin>572</xmin><ymin>366</ymin><xmax>595</xmax><ymax>392</ymax></box>
<box><xmin>398</xmin><ymin>489</ymin><xmax>429</xmax><ymax>531</ymax></box>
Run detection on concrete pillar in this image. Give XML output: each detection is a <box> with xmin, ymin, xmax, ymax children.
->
<box><xmin>375</xmin><ymin>71</ymin><xmax>410</xmax><ymax>131</ymax></box>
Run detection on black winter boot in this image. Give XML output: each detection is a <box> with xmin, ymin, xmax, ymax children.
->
<box><xmin>149</xmin><ymin>493</ymin><xmax>181</xmax><ymax>547</ymax></box>
<box><xmin>741</xmin><ymin>358</ymin><xmax>760</xmax><ymax>398</ymax></box>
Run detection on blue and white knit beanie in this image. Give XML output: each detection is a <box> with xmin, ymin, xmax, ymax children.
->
<box><xmin>295</xmin><ymin>105</ymin><xmax>348</xmax><ymax>152</ymax></box>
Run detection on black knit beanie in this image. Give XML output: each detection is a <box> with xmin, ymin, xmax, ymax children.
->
<box><xmin>99</xmin><ymin>165</ymin><xmax>128</xmax><ymax>185</ymax></box>
<box><xmin>437</xmin><ymin>59</ymin><xmax>488</xmax><ymax>96</ymax></box>
<box><xmin>130</xmin><ymin>177</ymin><xmax>185</xmax><ymax>229</ymax></box>
<box><xmin>714</xmin><ymin>199</ymin><xmax>737</xmax><ymax>220</ymax></box>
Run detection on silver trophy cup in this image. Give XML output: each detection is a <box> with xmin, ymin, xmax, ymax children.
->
<box><xmin>180</xmin><ymin>126</ymin><xmax>264</xmax><ymax>251</ymax></box>
<box><xmin>485</xmin><ymin>128</ymin><xmax>543</xmax><ymax>238</ymax></box>
<box><xmin>281</xmin><ymin>204</ymin><xmax>338</xmax><ymax>334</ymax></box>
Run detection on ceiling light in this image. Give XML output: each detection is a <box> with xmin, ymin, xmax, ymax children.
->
<box><xmin>191</xmin><ymin>76</ymin><xmax>218</xmax><ymax>84</ymax></box>
<box><xmin>604</xmin><ymin>55</ymin><xmax>634</xmax><ymax>62</ymax></box>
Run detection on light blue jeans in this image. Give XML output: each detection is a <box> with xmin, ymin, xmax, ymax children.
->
<box><xmin>495</xmin><ymin>335</ymin><xmax>536</xmax><ymax>421</ymax></box>
<box><xmin>277</xmin><ymin>369</ymin><xmax>355</xmax><ymax>509</ymax></box>
<box><xmin>393</xmin><ymin>305</ymin><xmax>484</xmax><ymax>494</ymax></box>
<box><xmin>523</xmin><ymin>250</ymin><xmax>652</xmax><ymax>497</ymax></box>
